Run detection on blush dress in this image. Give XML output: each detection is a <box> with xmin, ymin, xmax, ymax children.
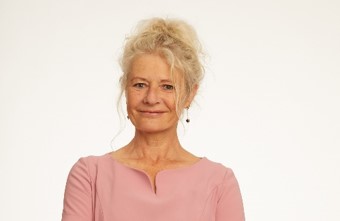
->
<box><xmin>62</xmin><ymin>153</ymin><xmax>245</xmax><ymax>221</ymax></box>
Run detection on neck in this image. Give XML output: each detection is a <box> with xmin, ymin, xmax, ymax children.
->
<box><xmin>126</xmin><ymin>129</ymin><xmax>184</xmax><ymax>162</ymax></box>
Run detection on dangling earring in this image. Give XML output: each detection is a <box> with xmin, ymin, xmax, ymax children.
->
<box><xmin>185</xmin><ymin>106</ymin><xmax>190</xmax><ymax>123</ymax></box>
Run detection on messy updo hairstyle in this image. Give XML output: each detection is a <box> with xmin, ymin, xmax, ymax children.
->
<box><xmin>119</xmin><ymin>17</ymin><xmax>205</xmax><ymax>116</ymax></box>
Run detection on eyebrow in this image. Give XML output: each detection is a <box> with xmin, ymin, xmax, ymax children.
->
<box><xmin>130</xmin><ymin>77</ymin><xmax>148</xmax><ymax>82</ymax></box>
<box><xmin>130</xmin><ymin>77</ymin><xmax>174</xmax><ymax>83</ymax></box>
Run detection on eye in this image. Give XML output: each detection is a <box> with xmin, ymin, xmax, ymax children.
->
<box><xmin>133</xmin><ymin>83</ymin><xmax>147</xmax><ymax>88</ymax></box>
<box><xmin>162</xmin><ymin>84</ymin><xmax>175</xmax><ymax>90</ymax></box>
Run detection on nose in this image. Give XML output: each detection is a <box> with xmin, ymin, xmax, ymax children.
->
<box><xmin>143</xmin><ymin>85</ymin><xmax>160</xmax><ymax>105</ymax></box>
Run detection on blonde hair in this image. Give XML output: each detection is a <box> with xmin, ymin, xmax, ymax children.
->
<box><xmin>119</xmin><ymin>17</ymin><xmax>205</xmax><ymax>115</ymax></box>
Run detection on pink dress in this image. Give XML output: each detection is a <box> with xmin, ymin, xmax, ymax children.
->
<box><xmin>62</xmin><ymin>153</ymin><xmax>245</xmax><ymax>221</ymax></box>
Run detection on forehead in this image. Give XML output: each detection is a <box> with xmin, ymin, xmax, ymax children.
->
<box><xmin>129</xmin><ymin>53</ymin><xmax>182</xmax><ymax>82</ymax></box>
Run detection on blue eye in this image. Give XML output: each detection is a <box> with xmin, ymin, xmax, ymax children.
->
<box><xmin>162</xmin><ymin>84</ymin><xmax>175</xmax><ymax>90</ymax></box>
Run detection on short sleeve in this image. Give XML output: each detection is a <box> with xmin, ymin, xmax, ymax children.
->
<box><xmin>216</xmin><ymin>169</ymin><xmax>245</xmax><ymax>221</ymax></box>
<box><xmin>62</xmin><ymin>158</ymin><xmax>93</xmax><ymax>221</ymax></box>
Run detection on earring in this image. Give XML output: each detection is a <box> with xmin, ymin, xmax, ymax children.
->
<box><xmin>185</xmin><ymin>106</ymin><xmax>190</xmax><ymax>123</ymax></box>
<box><xmin>127</xmin><ymin>115</ymin><xmax>130</xmax><ymax>120</ymax></box>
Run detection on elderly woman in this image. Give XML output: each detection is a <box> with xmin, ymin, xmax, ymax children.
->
<box><xmin>62</xmin><ymin>18</ymin><xmax>245</xmax><ymax>221</ymax></box>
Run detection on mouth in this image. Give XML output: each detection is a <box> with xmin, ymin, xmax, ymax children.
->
<box><xmin>138</xmin><ymin>110</ymin><xmax>166</xmax><ymax>117</ymax></box>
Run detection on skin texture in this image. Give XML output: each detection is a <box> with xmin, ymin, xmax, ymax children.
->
<box><xmin>111</xmin><ymin>53</ymin><xmax>198</xmax><ymax>192</ymax></box>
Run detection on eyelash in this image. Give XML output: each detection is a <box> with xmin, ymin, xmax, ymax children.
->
<box><xmin>132</xmin><ymin>83</ymin><xmax>175</xmax><ymax>91</ymax></box>
<box><xmin>133</xmin><ymin>83</ymin><xmax>146</xmax><ymax>88</ymax></box>
<box><xmin>162</xmin><ymin>84</ymin><xmax>175</xmax><ymax>90</ymax></box>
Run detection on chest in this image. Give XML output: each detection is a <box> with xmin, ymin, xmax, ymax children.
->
<box><xmin>95</xmin><ymin>165</ymin><xmax>219</xmax><ymax>221</ymax></box>
<box><xmin>120</xmin><ymin>160</ymin><xmax>190</xmax><ymax>192</ymax></box>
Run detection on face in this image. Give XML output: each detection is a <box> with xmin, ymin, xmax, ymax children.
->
<box><xmin>125</xmin><ymin>53</ymin><xmax>195</xmax><ymax>133</ymax></box>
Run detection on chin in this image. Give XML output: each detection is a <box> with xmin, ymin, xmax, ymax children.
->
<box><xmin>134</xmin><ymin>122</ymin><xmax>177</xmax><ymax>134</ymax></box>
<box><xmin>136</xmin><ymin>126</ymin><xmax>170</xmax><ymax>134</ymax></box>
<box><xmin>134</xmin><ymin>119</ymin><xmax>177</xmax><ymax>133</ymax></box>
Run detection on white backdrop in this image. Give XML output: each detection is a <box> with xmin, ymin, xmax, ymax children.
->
<box><xmin>1</xmin><ymin>0</ymin><xmax>339</xmax><ymax>220</ymax></box>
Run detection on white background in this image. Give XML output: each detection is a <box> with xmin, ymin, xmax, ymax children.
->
<box><xmin>1</xmin><ymin>0</ymin><xmax>339</xmax><ymax>220</ymax></box>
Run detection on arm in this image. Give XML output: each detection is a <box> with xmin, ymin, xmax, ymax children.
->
<box><xmin>62</xmin><ymin>158</ymin><xmax>93</xmax><ymax>221</ymax></box>
<box><xmin>216</xmin><ymin>169</ymin><xmax>245</xmax><ymax>221</ymax></box>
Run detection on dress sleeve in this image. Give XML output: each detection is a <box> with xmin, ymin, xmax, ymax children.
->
<box><xmin>216</xmin><ymin>169</ymin><xmax>245</xmax><ymax>221</ymax></box>
<box><xmin>62</xmin><ymin>158</ymin><xmax>93</xmax><ymax>221</ymax></box>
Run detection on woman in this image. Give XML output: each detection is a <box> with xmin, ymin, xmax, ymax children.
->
<box><xmin>62</xmin><ymin>17</ymin><xmax>245</xmax><ymax>221</ymax></box>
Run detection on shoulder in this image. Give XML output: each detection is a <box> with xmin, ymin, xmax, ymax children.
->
<box><xmin>71</xmin><ymin>153</ymin><xmax>111</xmax><ymax>168</ymax></box>
<box><xmin>203</xmin><ymin>158</ymin><xmax>243</xmax><ymax>202</ymax></box>
<box><xmin>199</xmin><ymin>158</ymin><xmax>240</xmax><ymax>188</ymax></box>
<box><xmin>202</xmin><ymin>158</ymin><xmax>235</xmax><ymax>176</ymax></box>
<box><xmin>68</xmin><ymin>153</ymin><xmax>113</xmax><ymax>181</ymax></box>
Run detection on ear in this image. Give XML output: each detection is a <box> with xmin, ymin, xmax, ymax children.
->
<box><xmin>185</xmin><ymin>84</ymin><xmax>199</xmax><ymax>108</ymax></box>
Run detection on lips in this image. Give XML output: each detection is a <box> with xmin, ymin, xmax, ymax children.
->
<box><xmin>138</xmin><ymin>110</ymin><xmax>166</xmax><ymax>117</ymax></box>
<box><xmin>139</xmin><ymin>109</ymin><xmax>165</xmax><ymax>113</ymax></box>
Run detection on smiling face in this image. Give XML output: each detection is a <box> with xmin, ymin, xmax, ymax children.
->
<box><xmin>126</xmin><ymin>53</ymin><xmax>195</xmax><ymax>134</ymax></box>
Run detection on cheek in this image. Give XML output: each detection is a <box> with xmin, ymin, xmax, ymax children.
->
<box><xmin>174</xmin><ymin>92</ymin><xmax>186</xmax><ymax>108</ymax></box>
<box><xmin>164</xmin><ymin>95</ymin><xmax>177</xmax><ymax>110</ymax></box>
<box><xmin>126</xmin><ymin>90</ymin><xmax>142</xmax><ymax>105</ymax></box>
